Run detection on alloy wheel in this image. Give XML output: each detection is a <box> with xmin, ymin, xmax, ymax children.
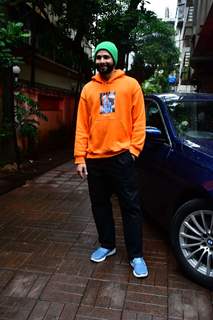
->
<box><xmin>179</xmin><ymin>209</ymin><xmax>213</xmax><ymax>277</ymax></box>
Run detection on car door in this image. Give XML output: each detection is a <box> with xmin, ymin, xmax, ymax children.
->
<box><xmin>137</xmin><ymin>98</ymin><xmax>177</xmax><ymax>224</ymax></box>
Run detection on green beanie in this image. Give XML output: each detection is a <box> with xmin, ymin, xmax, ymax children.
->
<box><xmin>94</xmin><ymin>41</ymin><xmax>118</xmax><ymax>65</ymax></box>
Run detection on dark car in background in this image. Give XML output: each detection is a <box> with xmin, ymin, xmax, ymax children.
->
<box><xmin>137</xmin><ymin>93</ymin><xmax>213</xmax><ymax>289</ymax></box>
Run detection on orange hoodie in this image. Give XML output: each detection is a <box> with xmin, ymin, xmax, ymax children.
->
<box><xmin>74</xmin><ymin>69</ymin><xmax>146</xmax><ymax>164</ymax></box>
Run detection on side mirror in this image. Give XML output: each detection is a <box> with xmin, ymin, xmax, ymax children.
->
<box><xmin>146</xmin><ymin>126</ymin><xmax>161</xmax><ymax>138</ymax></box>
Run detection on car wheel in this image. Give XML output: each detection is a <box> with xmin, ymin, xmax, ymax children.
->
<box><xmin>171</xmin><ymin>199</ymin><xmax>213</xmax><ymax>289</ymax></box>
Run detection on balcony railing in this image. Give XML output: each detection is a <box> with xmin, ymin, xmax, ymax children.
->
<box><xmin>187</xmin><ymin>6</ymin><xmax>194</xmax><ymax>23</ymax></box>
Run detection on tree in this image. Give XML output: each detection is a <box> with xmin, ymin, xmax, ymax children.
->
<box><xmin>92</xmin><ymin>0</ymin><xmax>149</xmax><ymax>68</ymax></box>
<box><xmin>131</xmin><ymin>11</ymin><xmax>179</xmax><ymax>82</ymax></box>
<box><xmin>26</xmin><ymin>1</ymin><xmax>149</xmax><ymax>72</ymax></box>
<box><xmin>89</xmin><ymin>0</ymin><xmax>178</xmax><ymax>82</ymax></box>
<box><xmin>0</xmin><ymin>0</ymin><xmax>29</xmax><ymax>68</ymax></box>
<box><xmin>135</xmin><ymin>15</ymin><xmax>178</xmax><ymax>72</ymax></box>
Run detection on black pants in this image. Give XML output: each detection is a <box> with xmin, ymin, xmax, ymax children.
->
<box><xmin>86</xmin><ymin>151</ymin><xmax>143</xmax><ymax>260</ymax></box>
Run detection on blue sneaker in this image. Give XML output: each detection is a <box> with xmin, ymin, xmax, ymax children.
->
<box><xmin>90</xmin><ymin>247</ymin><xmax>116</xmax><ymax>262</ymax></box>
<box><xmin>130</xmin><ymin>257</ymin><xmax>148</xmax><ymax>278</ymax></box>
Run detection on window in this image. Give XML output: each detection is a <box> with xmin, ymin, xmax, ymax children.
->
<box><xmin>167</xmin><ymin>100</ymin><xmax>213</xmax><ymax>139</ymax></box>
<box><xmin>145</xmin><ymin>99</ymin><xmax>168</xmax><ymax>141</ymax></box>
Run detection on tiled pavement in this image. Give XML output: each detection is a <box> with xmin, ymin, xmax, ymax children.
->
<box><xmin>0</xmin><ymin>162</ymin><xmax>212</xmax><ymax>320</ymax></box>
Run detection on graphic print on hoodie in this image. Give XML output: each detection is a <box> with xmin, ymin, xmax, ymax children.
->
<box><xmin>100</xmin><ymin>91</ymin><xmax>116</xmax><ymax>114</ymax></box>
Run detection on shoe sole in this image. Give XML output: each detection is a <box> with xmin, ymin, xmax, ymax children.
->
<box><xmin>90</xmin><ymin>248</ymin><xmax>116</xmax><ymax>262</ymax></box>
<box><xmin>132</xmin><ymin>270</ymin><xmax>148</xmax><ymax>278</ymax></box>
<box><xmin>130</xmin><ymin>262</ymin><xmax>148</xmax><ymax>278</ymax></box>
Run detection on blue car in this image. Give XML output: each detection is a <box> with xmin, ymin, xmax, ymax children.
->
<box><xmin>137</xmin><ymin>93</ymin><xmax>213</xmax><ymax>289</ymax></box>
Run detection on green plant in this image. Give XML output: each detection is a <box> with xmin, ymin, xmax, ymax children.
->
<box><xmin>142</xmin><ymin>70</ymin><xmax>170</xmax><ymax>94</ymax></box>
<box><xmin>14</xmin><ymin>91</ymin><xmax>48</xmax><ymax>142</ymax></box>
<box><xmin>0</xmin><ymin>0</ymin><xmax>30</xmax><ymax>67</ymax></box>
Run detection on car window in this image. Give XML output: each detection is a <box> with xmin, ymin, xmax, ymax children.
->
<box><xmin>145</xmin><ymin>99</ymin><xmax>168</xmax><ymax>141</ymax></box>
<box><xmin>167</xmin><ymin>100</ymin><xmax>213</xmax><ymax>140</ymax></box>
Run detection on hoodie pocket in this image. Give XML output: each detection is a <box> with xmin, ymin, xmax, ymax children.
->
<box><xmin>88</xmin><ymin>116</ymin><xmax>129</xmax><ymax>153</ymax></box>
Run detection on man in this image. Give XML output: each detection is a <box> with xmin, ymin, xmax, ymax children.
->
<box><xmin>74</xmin><ymin>41</ymin><xmax>148</xmax><ymax>278</ymax></box>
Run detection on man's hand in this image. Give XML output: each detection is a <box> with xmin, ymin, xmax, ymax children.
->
<box><xmin>131</xmin><ymin>153</ymin><xmax>136</xmax><ymax>161</ymax></box>
<box><xmin>76</xmin><ymin>163</ymin><xmax>88</xmax><ymax>179</ymax></box>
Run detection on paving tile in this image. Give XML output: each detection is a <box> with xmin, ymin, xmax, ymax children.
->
<box><xmin>168</xmin><ymin>288</ymin><xmax>213</xmax><ymax>320</ymax></box>
<box><xmin>58</xmin><ymin>221</ymin><xmax>88</xmax><ymax>233</ymax></box>
<box><xmin>129</xmin><ymin>265</ymin><xmax>168</xmax><ymax>287</ymax></box>
<box><xmin>0</xmin><ymin>226</ymin><xmax>26</xmax><ymax>241</ymax></box>
<box><xmin>58</xmin><ymin>256</ymin><xmax>96</xmax><ymax>277</ymax></box>
<box><xmin>124</xmin><ymin>283</ymin><xmax>168</xmax><ymax>318</ymax></box>
<box><xmin>122</xmin><ymin>310</ymin><xmax>167</xmax><ymax>320</ymax></box>
<box><xmin>22</xmin><ymin>254</ymin><xmax>62</xmax><ymax>273</ymax></box>
<box><xmin>56</xmin><ymin>192</ymin><xmax>89</xmax><ymax>212</ymax></box>
<box><xmin>4</xmin><ymin>240</ymin><xmax>71</xmax><ymax>259</ymax></box>
<box><xmin>168</xmin><ymin>269</ymin><xmax>207</xmax><ymax>291</ymax></box>
<box><xmin>42</xmin><ymin>242</ymin><xmax>72</xmax><ymax>258</ymax></box>
<box><xmin>3</xmin><ymin>240</ymin><xmax>50</xmax><ymax>256</ymax></box>
<box><xmin>1</xmin><ymin>271</ymin><xmax>49</xmax><ymax>299</ymax></box>
<box><xmin>92</xmin><ymin>260</ymin><xmax>130</xmax><ymax>282</ymax></box>
<box><xmin>2</xmin><ymin>272</ymin><xmax>38</xmax><ymax>298</ymax></box>
<box><xmin>41</xmin><ymin>301</ymin><xmax>64</xmax><ymax>319</ymax></box>
<box><xmin>0</xmin><ymin>270</ymin><xmax>15</xmax><ymax>292</ymax></box>
<box><xmin>82</xmin><ymin>279</ymin><xmax>127</xmax><ymax>310</ymax></box>
<box><xmin>0</xmin><ymin>251</ymin><xmax>30</xmax><ymax>269</ymax></box>
<box><xmin>0</xmin><ymin>296</ymin><xmax>36</xmax><ymax>320</ymax></box>
<box><xmin>32</xmin><ymin>229</ymin><xmax>79</xmax><ymax>244</ymax></box>
<box><xmin>15</xmin><ymin>228</ymin><xmax>47</xmax><ymax>243</ymax></box>
<box><xmin>27</xmin><ymin>274</ymin><xmax>50</xmax><ymax>299</ymax></box>
<box><xmin>54</xmin><ymin>302</ymin><xmax>79</xmax><ymax>320</ymax></box>
<box><xmin>127</xmin><ymin>283</ymin><xmax>167</xmax><ymax>296</ymax></box>
<box><xmin>25</xmin><ymin>212</ymin><xmax>68</xmax><ymax>229</ymax></box>
<box><xmin>75</xmin><ymin>221</ymin><xmax>97</xmax><ymax>237</ymax></box>
<box><xmin>75</xmin><ymin>233</ymin><xmax>99</xmax><ymax>248</ymax></box>
<box><xmin>67</xmin><ymin>245</ymin><xmax>93</xmax><ymax>258</ymax></box>
<box><xmin>27</xmin><ymin>300</ymin><xmax>50</xmax><ymax>319</ymax></box>
<box><xmin>124</xmin><ymin>300</ymin><xmax>167</xmax><ymax>317</ymax></box>
<box><xmin>76</xmin><ymin>305</ymin><xmax>122</xmax><ymax>320</ymax></box>
<box><xmin>40</xmin><ymin>274</ymin><xmax>88</xmax><ymax>304</ymax></box>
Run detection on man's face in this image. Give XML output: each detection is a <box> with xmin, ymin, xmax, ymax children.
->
<box><xmin>95</xmin><ymin>50</ymin><xmax>115</xmax><ymax>75</ymax></box>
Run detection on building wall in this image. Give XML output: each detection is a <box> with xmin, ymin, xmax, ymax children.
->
<box><xmin>20</xmin><ymin>64</ymin><xmax>77</xmax><ymax>92</ymax></box>
<box><xmin>191</xmin><ymin>0</ymin><xmax>213</xmax><ymax>92</ymax></box>
<box><xmin>0</xmin><ymin>2</ymin><xmax>92</xmax><ymax>163</ymax></box>
<box><xmin>175</xmin><ymin>0</ymin><xmax>213</xmax><ymax>91</ymax></box>
<box><xmin>175</xmin><ymin>0</ymin><xmax>194</xmax><ymax>90</ymax></box>
<box><xmin>15</xmin><ymin>86</ymin><xmax>75</xmax><ymax>154</ymax></box>
<box><xmin>193</xmin><ymin>0</ymin><xmax>213</xmax><ymax>48</ymax></box>
<box><xmin>12</xmin><ymin>54</ymin><xmax>80</xmax><ymax>154</ymax></box>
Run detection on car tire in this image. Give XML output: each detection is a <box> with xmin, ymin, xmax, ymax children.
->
<box><xmin>171</xmin><ymin>198</ymin><xmax>213</xmax><ymax>289</ymax></box>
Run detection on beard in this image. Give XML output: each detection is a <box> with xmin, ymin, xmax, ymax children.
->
<box><xmin>96</xmin><ymin>63</ymin><xmax>115</xmax><ymax>75</ymax></box>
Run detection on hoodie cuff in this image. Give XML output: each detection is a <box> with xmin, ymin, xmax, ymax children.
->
<box><xmin>74</xmin><ymin>156</ymin><xmax>86</xmax><ymax>164</ymax></box>
<box><xmin>129</xmin><ymin>147</ymin><xmax>140</xmax><ymax>158</ymax></box>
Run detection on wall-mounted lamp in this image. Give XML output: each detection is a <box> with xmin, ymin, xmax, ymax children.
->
<box><xmin>12</xmin><ymin>65</ymin><xmax>21</xmax><ymax>83</ymax></box>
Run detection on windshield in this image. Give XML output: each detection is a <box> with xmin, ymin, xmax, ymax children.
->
<box><xmin>166</xmin><ymin>99</ymin><xmax>213</xmax><ymax>140</ymax></box>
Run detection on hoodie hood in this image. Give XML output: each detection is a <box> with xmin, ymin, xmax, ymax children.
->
<box><xmin>92</xmin><ymin>69</ymin><xmax>125</xmax><ymax>84</ymax></box>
